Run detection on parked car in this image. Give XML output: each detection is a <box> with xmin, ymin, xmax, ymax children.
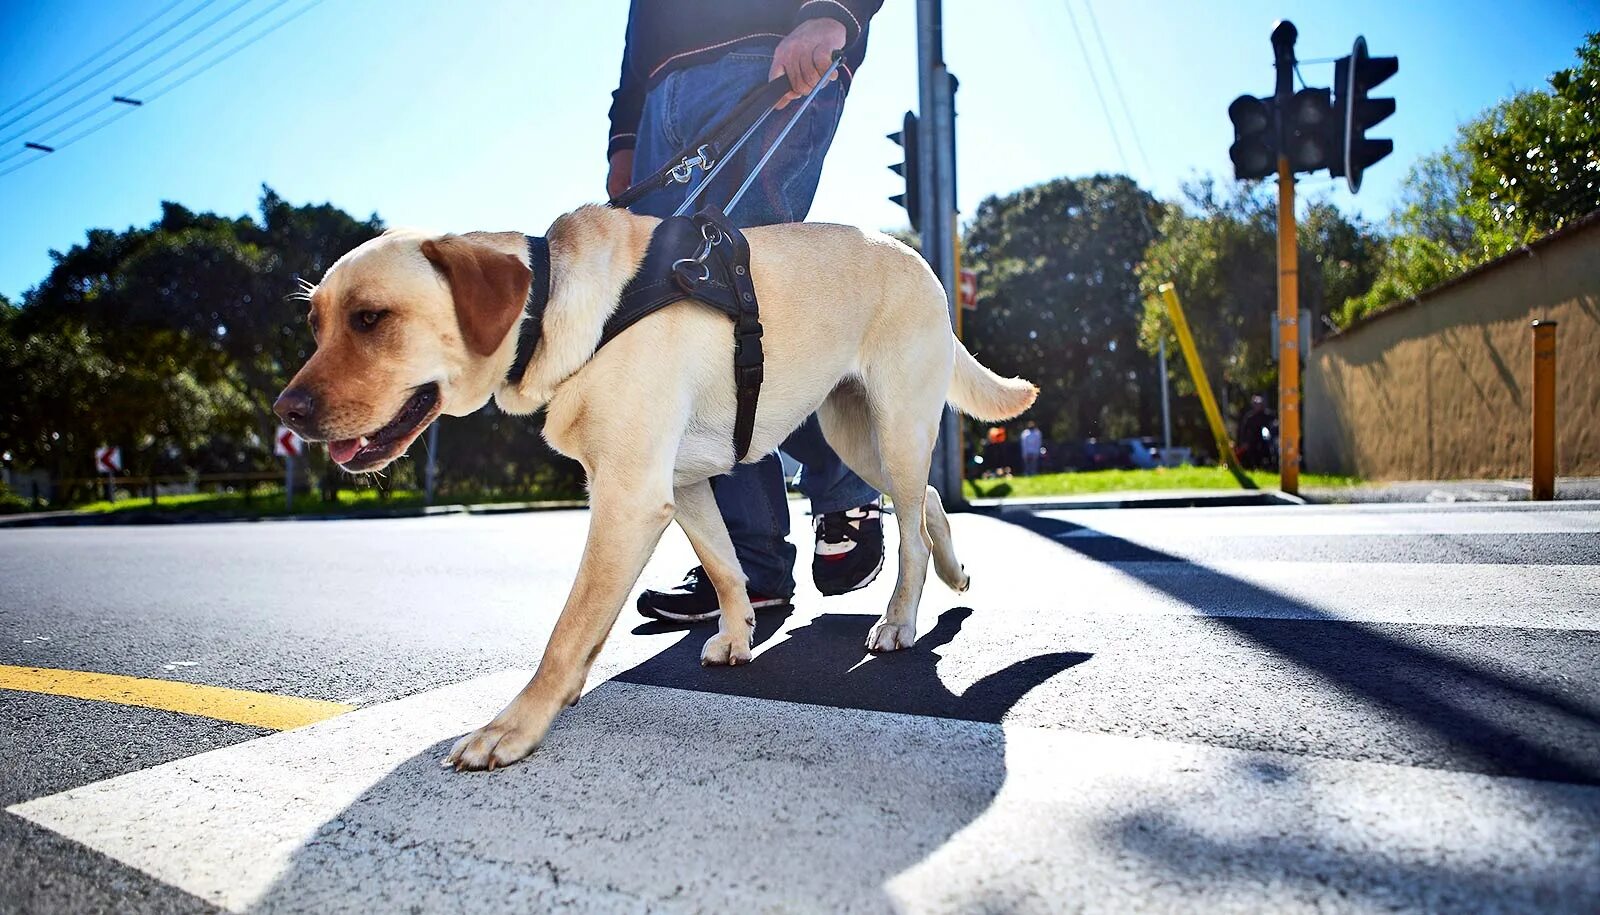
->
<box><xmin>1076</xmin><ymin>438</ymin><xmax>1132</xmax><ymax>471</ymax></box>
<box><xmin>1119</xmin><ymin>437</ymin><xmax>1161</xmax><ymax>469</ymax></box>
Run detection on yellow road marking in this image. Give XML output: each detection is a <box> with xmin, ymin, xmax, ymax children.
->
<box><xmin>0</xmin><ymin>665</ymin><xmax>354</xmax><ymax>731</ymax></box>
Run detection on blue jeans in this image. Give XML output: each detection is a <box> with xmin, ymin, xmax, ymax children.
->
<box><xmin>629</xmin><ymin>42</ymin><xmax>878</xmax><ymax>598</ymax></box>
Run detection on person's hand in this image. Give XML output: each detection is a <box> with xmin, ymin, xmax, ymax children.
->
<box><xmin>770</xmin><ymin>18</ymin><xmax>846</xmax><ymax>109</ymax></box>
<box><xmin>607</xmin><ymin>149</ymin><xmax>635</xmax><ymax>200</ymax></box>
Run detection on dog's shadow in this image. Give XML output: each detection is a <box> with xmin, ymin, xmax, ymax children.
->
<box><xmin>246</xmin><ymin>609</ymin><xmax>1089</xmax><ymax>912</ymax></box>
<box><xmin>622</xmin><ymin>606</ymin><xmax>1090</xmax><ymax>724</ymax></box>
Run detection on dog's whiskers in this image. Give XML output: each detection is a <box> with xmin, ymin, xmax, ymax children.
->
<box><xmin>285</xmin><ymin>278</ymin><xmax>317</xmax><ymax>303</ymax></box>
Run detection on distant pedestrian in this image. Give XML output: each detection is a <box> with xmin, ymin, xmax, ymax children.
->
<box><xmin>1020</xmin><ymin>421</ymin><xmax>1042</xmax><ymax>476</ymax></box>
<box><xmin>1236</xmin><ymin>394</ymin><xmax>1276</xmax><ymax>470</ymax></box>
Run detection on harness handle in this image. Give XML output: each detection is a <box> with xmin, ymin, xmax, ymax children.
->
<box><xmin>608</xmin><ymin>51</ymin><xmax>844</xmax><ymax>214</ymax></box>
<box><xmin>608</xmin><ymin>75</ymin><xmax>793</xmax><ymax>210</ymax></box>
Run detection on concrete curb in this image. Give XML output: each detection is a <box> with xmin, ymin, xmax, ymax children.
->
<box><xmin>964</xmin><ymin>489</ymin><xmax>1304</xmax><ymax>512</ymax></box>
<box><xmin>0</xmin><ymin>499</ymin><xmax>589</xmax><ymax>528</ymax></box>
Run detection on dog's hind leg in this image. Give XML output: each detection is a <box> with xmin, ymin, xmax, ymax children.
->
<box><xmin>446</xmin><ymin>465</ymin><xmax>676</xmax><ymax>771</ymax></box>
<box><xmin>861</xmin><ymin>393</ymin><xmax>944</xmax><ymax>653</ymax></box>
<box><xmin>673</xmin><ymin>478</ymin><xmax>756</xmax><ymax>666</ymax></box>
<box><xmin>816</xmin><ymin>380</ymin><xmax>888</xmax><ymax>489</ymax></box>
<box><xmin>820</xmin><ymin>386</ymin><xmax>967</xmax><ymax>595</ymax></box>
<box><xmin>922</xmin><ymin>484</ymin><xmax>968</xmax><ymax>592</ymax></box>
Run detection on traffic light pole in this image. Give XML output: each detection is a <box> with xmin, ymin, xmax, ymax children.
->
<box><xmin>1271</xmin><ymin>22</ymin><xmax>1301</xmax><ymax>496</ymax></box>
<box><xmin>916</xmin><ymin>0</ymin><xmax>963</xmax><ymax>507</ymax></box>
<box><xmin>1275</xmin><ymin>157</ymin><xmax>1300</xmax><ymax>495</ymax></box>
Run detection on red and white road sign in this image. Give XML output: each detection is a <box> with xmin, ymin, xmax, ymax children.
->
<box><xmin>274</xmin><ymin>426</ymin><xmax>304</xmax><ymax>459</ymax></box>
<box><xmin>94</xmin><ymin>446</ymin><xmax>121</xmax><ymax>473</ymax></box>
<box><xmin>958</xmin><ymin>269</ymin><xmax>977</xmax><ymax>310</ymax></box>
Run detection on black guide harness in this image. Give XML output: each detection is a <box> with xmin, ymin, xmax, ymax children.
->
<box><xmin>507</xmin><ymin>54</ymin><xmax>842</xmax><ymax>463</ymax></box>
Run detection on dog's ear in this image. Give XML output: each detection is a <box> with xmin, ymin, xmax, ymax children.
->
<box><xmin>420</xmin><ymin>234</ymin><xmax>532</xmax><ymax>357</ymax></box>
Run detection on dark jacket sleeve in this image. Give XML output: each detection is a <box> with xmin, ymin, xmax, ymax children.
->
<box><xmin>793</xmin><ymin>0</ymin><xmax>884</xmax><ymax>47</ymax></box>
<box><xmin>607</xmin><ymin>3</ymin><xmax>645</xmax><ymax>160</ymax></box>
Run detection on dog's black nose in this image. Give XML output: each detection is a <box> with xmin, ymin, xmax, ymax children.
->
<box><xmin>273</xmin><ymin>388</ymin><xmax>316</xmax><ymax>436</ymax></box>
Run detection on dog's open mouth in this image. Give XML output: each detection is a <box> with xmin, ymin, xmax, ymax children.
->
<box><xmin>327</xmin><ymin>383</ymin><xmax>441</xmax><ymax>472</ymax></box>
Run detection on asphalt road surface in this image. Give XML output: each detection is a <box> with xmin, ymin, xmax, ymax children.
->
<box><xmin>2</xmin><ymin>500</ymin><xmax>1598</xmax><ymax>913</ymax></box>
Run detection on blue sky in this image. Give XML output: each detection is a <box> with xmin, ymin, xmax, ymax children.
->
<box><xmin>1</xmin><ymin>0</ymin><xmax>1596</xmax><ymax>302</ymax></box>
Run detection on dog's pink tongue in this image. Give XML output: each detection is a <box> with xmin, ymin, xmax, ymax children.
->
<box><xmin>328</xmin><ymin>438</ymin><xmax>362</xmax><ymax>465</ymax></box>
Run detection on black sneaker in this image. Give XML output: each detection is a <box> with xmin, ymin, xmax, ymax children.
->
<box><xmin>812</xmin><ymin>500</ymin><xmax>885</xmax><ymax>596</ymax></box>
<box><xmin>636</xmin><ymin>566</ymin><xmax>791</xmax><ymax>623</ymax></box>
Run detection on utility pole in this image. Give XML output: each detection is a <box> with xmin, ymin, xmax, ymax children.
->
<box><xmin>1272</xmin><ymin>21</ymin><xmax>1301</xmax><ymax>495</ymax></box>
<box><xmin>1159</xmin><ymin>336</ymin><xmax>1172</xmax><ymax>452</ymax></box>
<box><xmin>915</xmin><ymin>0</ymin><xmax>962</xmax><ymax>506</ymax></box>
<box><xmin>424</xmin><ymin>423</ymin><xmax>439</xmax><ymax>505</ymax></box>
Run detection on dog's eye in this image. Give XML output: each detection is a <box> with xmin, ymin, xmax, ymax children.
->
<box><xmin>352</xmin><ymin>309</ymin><xmax>388</xmax><ymax>331</ymax></box>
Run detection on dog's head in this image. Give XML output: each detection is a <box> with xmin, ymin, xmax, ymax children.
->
<box><xmin>274</xmin><ymin>230</ymin><xmax>530</xmax><ymax>472</ymax></box>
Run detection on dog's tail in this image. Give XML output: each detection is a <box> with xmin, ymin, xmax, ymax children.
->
<box><xmin>947</xmin><ymin>339</ymin><xmax>1037</xmax><ymax>421</ymax></box>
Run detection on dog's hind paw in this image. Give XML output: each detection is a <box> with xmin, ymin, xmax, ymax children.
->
<box><xmin>866</xmin><ymin>619</ymin><xmax>917</xmax><ymax>653</ymax></box>
<box><xmin>700</xmin><ymin>631</ymin><xmax>754</xmax><ymax>667</ymax></box>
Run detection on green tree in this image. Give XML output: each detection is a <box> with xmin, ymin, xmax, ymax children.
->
<box><xmin>7</xmin><ymin>187</ymin><xmax>382</xmax><ymax>491</ymax></box>
<box><xmin>1343</xmin><ymin>32</ymin><xmax>1600</xmax><ymax>323</ymax></box>
<box><xmin>5</xmin><ymin>187</ymin><xmax>589</xmax><ymax>503</ymax></box>
<box><xmin>1135</xmin><ymin>179</ymin><xmax>1382</xmax><ymax>456</ymax></box>
<box><xmin>962</xmin><ymin>174</ymin><xmax>1163</xmax><ymax>453</ymax></box>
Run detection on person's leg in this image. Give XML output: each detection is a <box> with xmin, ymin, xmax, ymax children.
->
<box><xmin>626</xmin><ymin>46</ymin><xmax>811</xmax><ymax>599</ymax></box>
<box><xmin>684</xmin><ymin>44</ymin><xmax>883</xmax><ymax>596</ymax></box>
<box><xmin>783</xmin><ymin>415</ymin><xmax>878</xmax><ymax>515</ymax></box>
<box><xmin>633</xmin><ymin>43</ymin><xmax>879</xmax><ymax>604</ymax></box>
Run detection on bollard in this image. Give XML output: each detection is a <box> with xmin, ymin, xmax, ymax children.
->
<box><xmin>1531</xmin><ymin>320</ymin><xmax>1557</xmax><ymax>501</ymax></box>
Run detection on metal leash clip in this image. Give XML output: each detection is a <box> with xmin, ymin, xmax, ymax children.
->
<box><xmin>668</xmin><ymin>145</ymin><xmax>716</xmax><ymax>185</ymax></box>
<box><xmin>671</xmin><ymin>220</ymin><xmax>724</xmax><ymax>292</ymax></box>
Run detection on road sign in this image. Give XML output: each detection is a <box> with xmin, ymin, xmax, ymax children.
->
<box><xmin>958</xmin><ymin>269</ymin><xmax>977</xmax><ymax>310</ymax></box>
<box><xmin>274</xmin><ymin>427</ymin><xmax>304</xmax><ymax>459</ymax></box>
<box><xmin>94</xmin><ymin>446</ymin><xmax>121</xmax><ymax>473</ymax></box>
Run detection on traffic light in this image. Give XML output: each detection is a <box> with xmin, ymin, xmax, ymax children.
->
<box><xmin>887</xmin><ymin>110</ymin><xmax>921</xmax><ymax>225</ymax></box>
<box><xmin>1283</xmin><ymin>87</ymin><xmax>1335</xmax><ymax>172</ymax></box>
<box><xmin>1332</xmin><ymin>36</ymin><xmax>1398</xmax><ymax>192</ymax></box>
<box><xmin>1227</xmin><ymin>95</ymin><xmax>1276</xmax><ymax>180</ymax></box>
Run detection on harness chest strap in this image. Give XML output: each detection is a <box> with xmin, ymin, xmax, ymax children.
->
<box><xmin>507</xmin><ymin>214</ymin><xmax>764</xmax><ymax>461</ymax></box>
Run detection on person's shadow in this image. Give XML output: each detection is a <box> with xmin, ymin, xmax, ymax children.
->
<box><xmin>619</xmin><ymin>606</ymin><xmax>1090</xmax><ymax>724</ymax></box>
<box><xmin>246</xmin><ymin>608</ymin><xmax>1090</xmax><ymax>913</ymax></box>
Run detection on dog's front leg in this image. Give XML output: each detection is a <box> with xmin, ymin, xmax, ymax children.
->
<box><xmin>673</xmin><ymin>479</ymin><xmax>756</xmax><ymax>666</ymax></box>
<box><xmin>445</xmin><ymin>473</ymin><xmax>675</xmax><ymax>771</ymax></box>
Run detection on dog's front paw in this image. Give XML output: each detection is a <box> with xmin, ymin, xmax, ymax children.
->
<box><xmin>444</xmin><ymin>713</ymin><xmax>548</xmax><ymax>772</ymax></box>
<box><xmin>700</xmin><ymin>630</ymin><xmax>754</xmax><ymax>666</ymax></box>
<box><xmin>866</xmin><ymin>619</ymin><xmax>917</xmax><ymax>652</ymax></box>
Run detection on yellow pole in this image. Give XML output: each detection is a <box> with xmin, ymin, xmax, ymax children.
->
<box><xmin>1531</xmin><ymin>320</ymin><xmax>1557</xmax><ymax>500</ymax></box>
<box><xmin>1276</xmin><ymin>157</ymin><xmax>1301</xmax><ymax>495</ymax></box>
<box><xmin>1158</xmin><ymin>283</ymin><xmax>1255</xmax><ymax>488</ymax></box>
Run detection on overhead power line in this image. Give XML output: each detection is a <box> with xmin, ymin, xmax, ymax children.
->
<box><xmin>1061</xmin><ymin>0</ymin><xmax>1130</xmax><ymax>171</ymax></box>
<box><xmin>0</xmin><ymin>0</ymin><xmax>329</xmax><ymax>181</ymax></box>
<box><xmin>0</xmin><ymin>0</ymin><xmax>224</xmax><ymax>136</ymax></box>
<box><xmin>0</xmin><ymin>0</ymin><xmax>194</xmax><ymax>121</ymax></box>
<box><xmin>1081</xmin><ymin>0</ymin><xmax>1153</xmax><ymax>174</ymax></box>
<box><xmin>5</xmin><ymin>0</ymin><xmax>299</xmax><ymax>158</ymax></box>
<box><xmin>1062</xmin><ymin>0</ymin><xmax>1158</xmax><ymax>238</ymax></box>
<box><xmin>0</xmin><ymin>0</ymin><xmax>253</xmax><ymax>151</ymax></box>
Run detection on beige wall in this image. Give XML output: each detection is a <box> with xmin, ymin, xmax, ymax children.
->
<box><xmin>1305</xmin><ymin>217</ymin><xmax>1600</xmax><ymax>481</ymax></box>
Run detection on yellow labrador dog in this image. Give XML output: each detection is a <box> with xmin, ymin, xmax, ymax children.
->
<box><xmin>275</xmin><ymin>205</ymin><xmax>1035</xmax><ymax>770</ymax></box>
